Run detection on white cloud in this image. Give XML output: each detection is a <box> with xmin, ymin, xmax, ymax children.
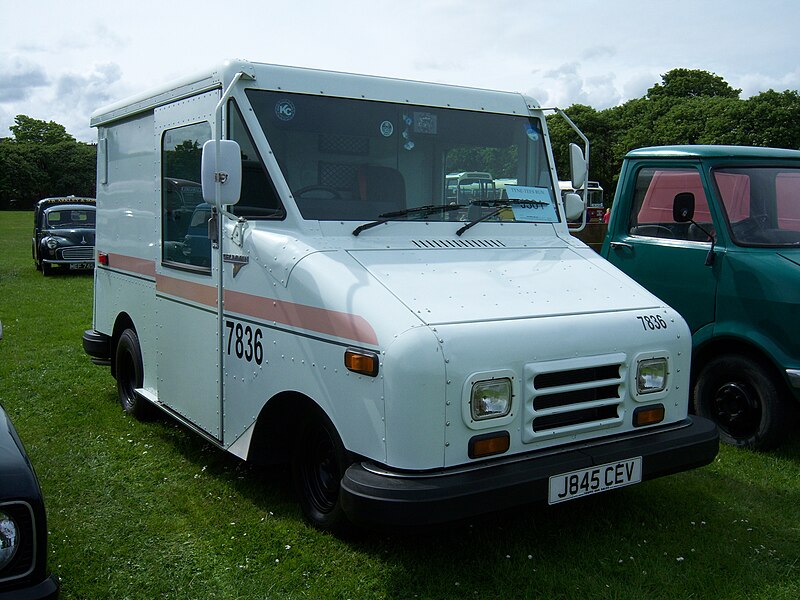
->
<box><xmin>0</xmin><ymin>56</ymin><xmax>48</xmax><ymax>102</ymax></box>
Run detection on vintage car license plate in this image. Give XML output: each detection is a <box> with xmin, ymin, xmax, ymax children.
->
<box><xmin>69</xmin><ymin>262</ymin><xmax>94</xmax><ymax>270</ymax></box>
<box><xmin>548</xmin><ymin>457</ymin><xmax>642</xmax><ymax>504</ymax></box>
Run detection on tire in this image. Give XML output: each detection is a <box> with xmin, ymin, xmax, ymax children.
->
<box><xmin>115</xmin><ymin>328</ymin><xmax>154</xmax><ymax>421</ymax></box>
<box><xmin>291</xmin><ymin>412</ymin><xmax>352</xmax><ymax>533</ymax></box>
<box><xmin>42</xmin><ymin>262</ymin><xmax>52</xmax><ymax>276</ymax></box>
<box><xmin>694</xmin><ymin>354</ymin><xmax>789</xmax><ymax>450</ymax></box>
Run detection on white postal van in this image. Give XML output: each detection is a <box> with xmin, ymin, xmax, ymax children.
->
<box><xmin>82</xmin><ymin>60</ymin><xmax>718</xmax><ymax>531</ymax></box>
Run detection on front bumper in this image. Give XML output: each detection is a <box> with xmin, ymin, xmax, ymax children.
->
<box><xmin>0</xmin><ymin>573</ymin><xmax>59</xmax><ymax>600</ymax></box>
<box><xmin>340</xmin><ymin>416</ymin><xmax>718</xmax><ymax>527</ymax></box>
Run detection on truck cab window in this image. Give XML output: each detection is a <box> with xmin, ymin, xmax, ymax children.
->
<box><xmin>161</xmin><ymin>122</ymin><xmax>212</xmax><ymax>271</ymax></box>
<box><xmin>228</xmin><ymin>101</ymin><xmax>285</xmax><ymax>220</ymax></box>
<box><xmin>630</xmin><ymin>168</ymin><xmax>715</xmax><ymax>242</ymax></box>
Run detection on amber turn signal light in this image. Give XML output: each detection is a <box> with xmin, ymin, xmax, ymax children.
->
<box><xmin>344</xmin><ymin>348</ymin><xmax>379</xmax><ymax>377</ymax></box>
<box><xmin>468</xmin><ymin>431</ymin><xmax>510</xmax><ymax>459</ymax></box>
<box><xmin>633</xmin><ymin>404</ymin><xmax>665</xmax><ymax>427</ymax></box>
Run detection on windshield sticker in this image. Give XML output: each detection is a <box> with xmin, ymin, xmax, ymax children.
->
<box><xmin>505</xmin><ymin>185</ymin><xmax>558</xmax><ymax>222</ymax></box>
<box><xmin>275</xmin><ymin>99</ymin><xmax>296</xmax><ymax>121</ymax></box>
<box><xmin>380</xmin><ymin>120</ymin><xmax>394</xmax><ymax>137</ymax></box>
<box><xmin>402</xmin><ymin>114</ymin><xmax>415</xmax><ymax>150</ymax></box>
<box><xmin>525</xmin><ymin>122</ymin><xmax>540</xmax><ymax>142</ymax></box>
<box><xmin>413</xmin><ymin>112</ymin><xmax>438</xmax><ymax>134</ymax></box>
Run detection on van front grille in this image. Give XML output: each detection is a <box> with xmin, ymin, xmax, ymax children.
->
<box><xmin>523</xmin><ymin>356</ymin><xmax>626</xmax><ymax>443</ymax></box>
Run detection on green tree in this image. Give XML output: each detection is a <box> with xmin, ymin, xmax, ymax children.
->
<box><xmin>0</xmin><ymin>115</ymin><xmax>96</xmax><ymax>209</ymax></box>
<box><xmin>9</xmin><ymin>114</ymin><xmax>75</xmax><ymax>145</ymax></box>
<box><xmin>646</xmin><ymin>68</ymin><xmax>741</xmax><ymax>100</ymax></box>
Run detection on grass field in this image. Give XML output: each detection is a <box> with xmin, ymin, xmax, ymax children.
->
<box><xmin>1</xmin><ymin>210</ymin><xmax>799</xmax><ymax>599</ymax></box>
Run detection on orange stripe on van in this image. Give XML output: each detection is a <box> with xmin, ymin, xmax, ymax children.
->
<box><xmin>156</xmin><ymin>275</ymin><xmax>218</xmax><ymax>308</ymax></box>
<box><xmin>103</xmin><ymin>253</ymin><xmax>377</xmax><ymax>345</ymax></box>
<box><xmin>108</xmin><ymin>253</ymin><xmax>156</xmax><ymax>278</ymax></box>
<box><xmin>224</xmin><ymin>289</ymin><xmax>378</xmax><ymax>346</ymax></box>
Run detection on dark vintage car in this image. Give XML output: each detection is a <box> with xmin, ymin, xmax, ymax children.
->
<box><xmin>0</xmin><ymin>323</ymin><xmax>59</xmax><ymax>598</ymax></box>
<box><xmin>31</xmin><ymin>197</ymin><xmax>96</xmax><ymax>276</ymax></box>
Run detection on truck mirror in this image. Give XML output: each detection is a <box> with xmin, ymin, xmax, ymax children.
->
<box><xmin>201</xmin><ymin>140</ymin><xmax>242</xmax><ymax>206</ymax></box>
<box><xmin>673</xmin><ymin>192</ymin><xmax>695</xmax><ymax>223</ymax></box>
<box><xmin>564</xmin><ymin>192</ymin><xmax>585</xmax><ymax>221</ymax></box>
<box><xmin>569</xmin><ymin>143</ymin><xmax>587</xmax><ymax>190</ymax></box>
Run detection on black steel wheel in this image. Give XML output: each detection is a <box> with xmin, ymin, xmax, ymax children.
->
<box><xmin>292</xmin><ymin>413</ymin><xmax>351</xmax><ymax>533</ymax></box>
<box><xmin>694</xmin><ymin>354</ymin><xmax>789</xmax><ymax>450</ymax></box>
<box><xmin>115</xmin><ymin>328</ymin><xmax>154</xmax><ymax>421</ymax></box>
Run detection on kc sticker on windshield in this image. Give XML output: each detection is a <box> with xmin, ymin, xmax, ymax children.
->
<box><xmin>505</xmin><ymin>185</ymin><xmax>558</xmax><ymax>222</ymax></box>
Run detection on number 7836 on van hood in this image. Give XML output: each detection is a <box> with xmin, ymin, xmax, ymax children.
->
<box><xmin>82</xmin><ymin>60</ymin><xmax>717</xmax><ymax>530</ymax></box>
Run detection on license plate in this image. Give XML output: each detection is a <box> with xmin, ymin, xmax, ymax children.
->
<box><xmin>548</xmin><ymin>457</ymin><xmax>642</xmax><ymax>504</ymax></box>
<box><xmin>69</xmin><ymin>262</ymin><xmax>94</xmax><ymax>270</ymax></box>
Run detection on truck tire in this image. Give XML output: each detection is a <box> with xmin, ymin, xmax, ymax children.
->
<box><xmin>693</xmin><ymin>354</ymin><xmax>789</xmax><ymax>450</ymax></box>
<box><xmin>292</xmin><ymin>412</ymin><xmax>351</xmax><ymax>534</ymax></box>
<box><xmin>115</xmin><ymin>328</ymin><xmax>154</xmax><ymax>421</ymax></box>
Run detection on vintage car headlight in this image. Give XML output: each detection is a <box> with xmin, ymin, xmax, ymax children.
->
<box><xmin>45</xmin><ymin>237</ymin><xmax>59</xmax><ymax>250</ymax></box>
<box><xmin>637</xmin><ymin>358</ymin><xmax>668</xmax><ymax>394</ymax></box>
<box><xmin>0</xmin><ymin>510</ymin><xmax>19</xmax><ymax>570</ymax></box>
<box><xmin>470</xmin><ymin>378</ymin><xmax>512</xmax><ymax>420</ymax></box>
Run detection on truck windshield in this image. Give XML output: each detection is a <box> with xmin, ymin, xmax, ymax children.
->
<box><xmin>714</xmin><ymin>167</ymin><xmax>800</xmax><ymax>246</ymax></box>
<box><xmin>245</xmin><ymin>90</ymin><xmax>557</xmax><ymax>224</ymax></box>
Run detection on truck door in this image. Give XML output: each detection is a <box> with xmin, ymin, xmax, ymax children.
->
<box><xmin>154</xmin><ymin>91</ymin><xmax>223</xmax><ymax>440</ymax></box>
<box><xmin>605</xmin><ymin>165</ymin><xmax>721</xmax><ymax>333</ymax></box>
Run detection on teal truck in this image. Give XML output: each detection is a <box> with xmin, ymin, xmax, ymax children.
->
<box><xmin>602</xmin><ymin>145</ymin><xmax>800</xmax><ymax>450</ymax></box>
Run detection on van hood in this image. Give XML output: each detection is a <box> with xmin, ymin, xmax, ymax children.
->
<box><xmin>348</xmin><ymin>247</ymin><xmax>660</xmax><ymax>325</ymax></box>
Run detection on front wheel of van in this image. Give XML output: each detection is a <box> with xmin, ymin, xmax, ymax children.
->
<box><xmin>115</xmin><ymin>328</ymin><xmax>154</xmax><ymax>421</ymax></box>
<box><xmin>292</xmin><ymin>413</ymin><xmax>352</xmax><ymax>534</ymax></box>
<box><xmin>694</xmin><ymin>354</ymin><xmax>789</xmax><ymax>450</ymax></box>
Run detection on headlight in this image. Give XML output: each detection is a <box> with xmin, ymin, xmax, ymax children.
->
<box><xmin>45</xmin><ymin>238</ymin><xmax>58</xmax><ymax>249</ymax></box>
<box><xmin>470</xmin><ymin>378</ymin><xmax>512</xmax><ymax>420</ymax></box>
<box><xmin>0</xmin><ymin>510</ymin><xmax>19</xmax><ymax>570</ymax></box>
<box><xmin>637</xmin><ymin>358</ymin><xmax>668</xmax><ymax>394</ymax></box>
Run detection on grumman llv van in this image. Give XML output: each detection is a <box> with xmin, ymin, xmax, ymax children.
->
<box><xmin>82</xmin><ymin>60</ymin><xmax>718</xmax><ymax>531</ymax></box>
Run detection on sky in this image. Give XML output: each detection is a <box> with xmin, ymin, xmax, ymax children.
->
<box><xmin>2</xmin><ymin>0</ymin><xmax>799</xmax><ymax>143</ymax></box>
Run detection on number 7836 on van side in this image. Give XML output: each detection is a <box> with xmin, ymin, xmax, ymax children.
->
<box><xmin>82</xmin><ymin>60</ymin><xmax>718</xmax><ymax>532</ymax></box>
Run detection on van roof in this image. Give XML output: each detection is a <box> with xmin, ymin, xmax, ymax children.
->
<box><xmin>626</xmin><ymin>145</ymin><xmax>800</xmax><ymax>160</ymax></box>
<box><xmin>91</xmin><ymin>59</ymin><xmax>539</xmax><ymax>128</ymax></box>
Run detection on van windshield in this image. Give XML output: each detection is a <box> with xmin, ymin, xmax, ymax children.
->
<box><xmin>245</xmin><ymin>90</ymin><xmax>558</xmax><ymax>224</ymax></box>
<box><xmin>714</xmin><ymin>167</ymin><xmax>800</xmax><ymax>246</ymax></box>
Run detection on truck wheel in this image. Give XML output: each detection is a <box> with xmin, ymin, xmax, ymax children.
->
<box><xmin>115</xmin><ymin>328</ymin><xmax>154</xmax><ymax>421</ymax></box>
<box><xmin>292</xmin><ymin>413</ymin><xmax>351</xmax><ymax>533</ymax></box>
<box><xmin>693</xmin><ymin>354</ymin><xmax>789</xmax><ymax>450</ymax></box>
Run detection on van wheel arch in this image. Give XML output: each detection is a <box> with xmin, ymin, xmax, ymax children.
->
<box><xmin>247</xmin><ymin>394</ymin><xmax>354</xmax><ymax>532</ymax></box>
<box><xmin>109</xmin><ymin>313</ymin><xmax>136</xmax><ymax>379</ymax></box>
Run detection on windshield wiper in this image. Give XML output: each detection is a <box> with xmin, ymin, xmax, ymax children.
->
<box><xmin>455</xmin><ymin>199</ymin><xmax>549</xmax><ymax>236</ymax></box>
<box><xmin>352</xmin><ymin>204</ymin><xmax>466</xmax><ymax>236</ymax></box>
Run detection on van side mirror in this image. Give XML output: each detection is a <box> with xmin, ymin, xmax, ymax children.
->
<box><xmin>673</xmin><ymin>192</ymin><xmax>695</xmax><ymax>223</ymax></box>
<box><xmin>201</xmin><ymin>140</ymin><xmax>242</xmax><ymax>206</ymax></box>
<box><xmin>564</xmin><ymin>192</ymin><xmax>585</xmax><ymax>221</ymax></box>
<box><xmin>569</xmin><ymin>143</ymin><xmax>587</xmax><ymax>190</ymax></box>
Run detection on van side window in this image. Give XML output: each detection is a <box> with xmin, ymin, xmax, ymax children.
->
<box><xmin>228</xmin><ymin>101</ymin><xmax>285</xmax><ymax>219</ymax></box>
<box><xmin>629</xmin><ymin>168</ymin><xmax>715</xmax><ymax>242</ymax></box>
<box><xmin>162</xmin><ymin>122</ymin><xmax>212</xmax><ymax>271</ymax></box>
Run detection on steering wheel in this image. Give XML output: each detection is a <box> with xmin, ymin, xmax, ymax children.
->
<box><xmin>293</xmin><ymin>185</ymin><xmax>342</xmax><ymax>200</ymax></box>
<box><xmin>733</xmin><ymin>215</ymin><xmax>768</xmax><ymax>239</ymax></box>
